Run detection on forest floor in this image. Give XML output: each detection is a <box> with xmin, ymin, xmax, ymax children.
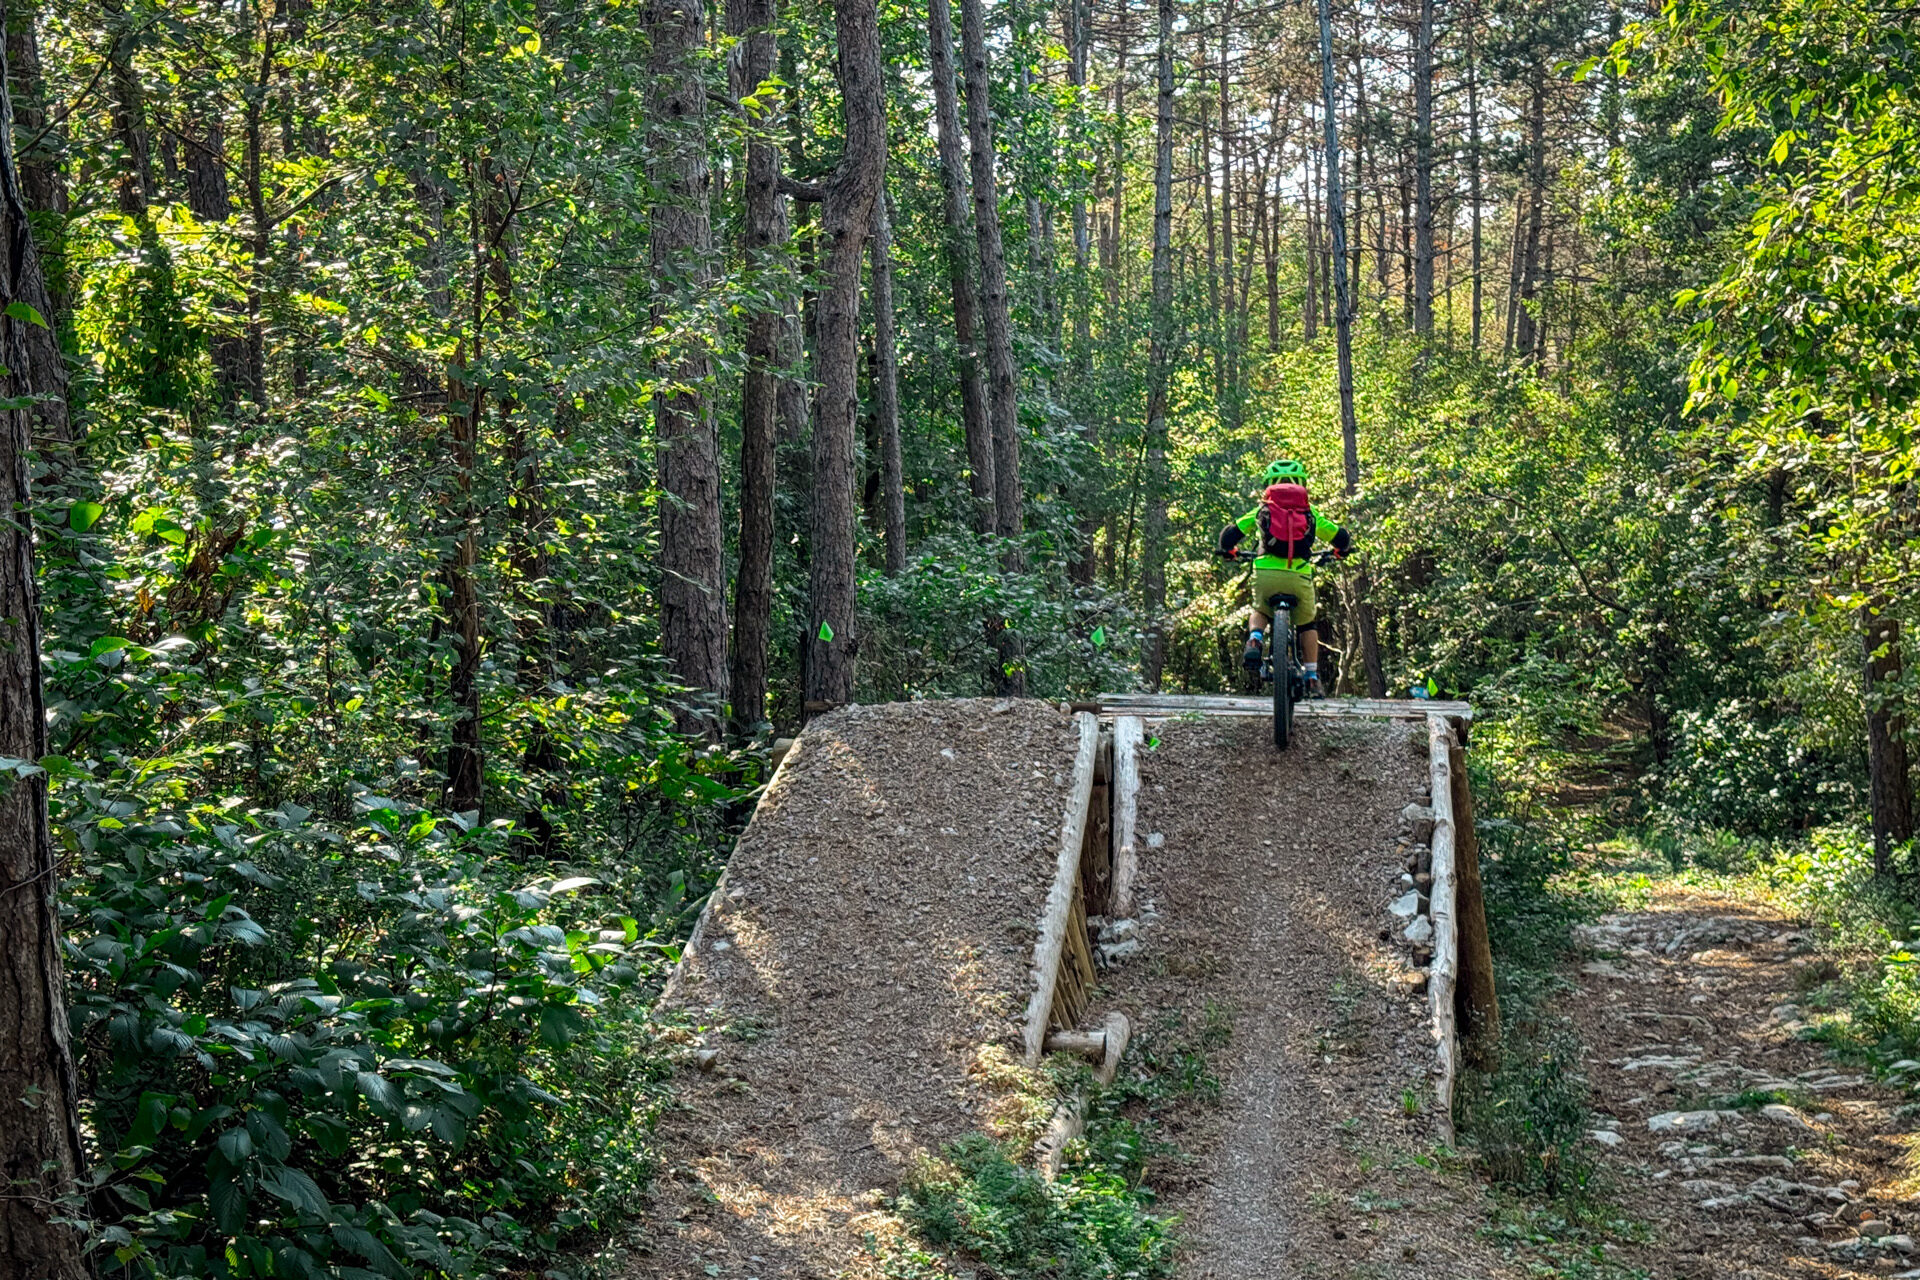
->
<box><xmin>1110</xmin><ymin>712</ymin><xmax>1521</xmax><ymax>1279</ymax></box>
<box><xmin>1562</xmin><ymin>878</ymin><xmax>1920</xmax><ymax>1280</ymax></box>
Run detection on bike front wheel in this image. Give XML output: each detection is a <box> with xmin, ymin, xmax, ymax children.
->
<box><xmin>1272</xmin><ymin>623</ymin><xmax>1294</xmax><ymax>749</ymax></box>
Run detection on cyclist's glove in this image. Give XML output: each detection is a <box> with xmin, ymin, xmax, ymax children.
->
<box><xmin>1331</xmin><ymin>528</ymin><xmax>1353</xmax><ymax>557</ymax></box>
<box><xmin>1219</xmin><ymin>524</ymin><xmax>1245</xmax><ymax>556</ymax></box>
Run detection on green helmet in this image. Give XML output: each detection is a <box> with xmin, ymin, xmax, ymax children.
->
<box><xmin>1263</xmin><ymin>459</ymin><xmax>1308</xmax><ymax>484</ymax></box>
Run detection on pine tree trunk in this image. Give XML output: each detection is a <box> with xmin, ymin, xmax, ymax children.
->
<box><xmin>0</xmin><ymin>33</ymin><xmax>90</xmax><ymax>1272</ymax></box>
<box><xmin>1864</xmin><ymin>607</ymin><xmax>1914</xmax><ymax>876</ymax></box>
<box><xmin>1514</xmin><ymin>63</ymin><xmax>1547</xmax><ymax>362</ymax></box>
<box><xmin>1467</xmin><ymin>7</ymin><xmax>1482</xmax><ymax>351</ymax></box>
<box><xmin>1</xmin><ymin>4</ymin><xmax>66</xmax><ymax>448</ymax></box>
<box><xmin>649</xmin><ymin>0</ymin><xmax>729</xmax><ymax>733</ymax></box>
<box><xmin>927</xmin><ymin>0</ymin><xmax>995</xmax><ymax>533</ymax></box>
<box><xmin>1139</xmin><ymin>0</ymin><xmax>1175</xmax><ymax>692</ymax></box>
<box><xmin>959</xmin><ymin>0</ymin><xmax>1022</xmax><ymax>557</ymax></box>
<box><xmin>869</xmin><ymin>192</ymin><xmax>906</xmax><ymax>576</ymax></box>
<box><xmin>959</xmin><ymin>0</ymin><xmax>1026</xmax><ymax>695</ymax></box>
<box><xmin>102</xmin><ymin>0</ymin><xmax>153</xmax><ymax>215</ymax></box>
<box><xmin>804</xmin><ymin>0</ymin><xmax>887</xmax><ymax>711</ymax></box>
<box><xmin>727</xmin><ymin>0</ymin><xmax>784</xmax><ymax>729</ymax></box>
<box><xmin>1317</xmin><ymin>0</ymin><xmax>1385</xmax><ymax>697</ymax></box>
<box><xmin>1412</xmin><ymin>0</ymin><xmax>1434</xmax><ymax>336</ymax></box>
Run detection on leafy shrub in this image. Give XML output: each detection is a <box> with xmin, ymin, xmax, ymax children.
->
<box><xmin>1460</xmin><ymin>1030</ymin><xmax>1595</xmax><ymax>1200</ymax></box>
<box><xmin>1650</xmin><ymin>700</ymin><xmax>1861</xmax><ymax>838</ymax></box>
<box><xmin>60</xmin><ymin>771</ymin><xmax>704</xmax><ymax>1279</ymax></box>
<box><xmin>898</xmin><ymin>1135</ymin><xmax>1176</xmax><ymax>1280</ymax></box>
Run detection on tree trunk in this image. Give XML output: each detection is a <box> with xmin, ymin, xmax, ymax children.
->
<box><xmin>1</xmin><ymin>3</ymin><xmax>65</xmax><ymax>448</ymax></box>
<box><xmin>1411</xmin><ymin>0</ymin><xmax>1434</xmax><ymax>336</ymax></box>
<box><xmin>1467</xmin><ymin>7</ymin><xmax>1482</xmax><ymax>351</ymax></box>
<box><xmin>869</xmin><ymin>192</ymin><xmax>906</xmax><ymax>575</ymax></box>
<box><xmin>101</xmin><ymin>0</ymin><xmax>154</xmax><ymax>215</ymax></box>
<box><xmin>1139</xmin><ymin>0</ymin><xmax>1174</xmax><ymax>692</ymax></box>
<box><xmin>1317</xmin><ymin>0</ymin><xmax>1357</xmax><ymax>493</ymax></box>
<box><xmin>1317</xmin><ymin>0</ymin><xmax>1385</xmax><ymax>697</ymax></box>
<box><xmin>804</xmin><ymin>0</ymin><xmax>887</xmax><ymax>711</ymax></box>
<box><xmin>1304</xmin><ymin>126</ymin><xmax>1319</xmax><ymax>341</ymax></box>
<box><xmin>1514</xmin><ymin>63</ymin><xmax>1547</xmax><ymax>362</ymax></box>
<box><xmin>649</xmin><ymin>0</ymin><xmax>729</xmax><ymax>733</ymax></box>
<box><xmin>959</xmin><ymin>0</ymin><xmax>1022</xmax><ymax>557</ymax></box>
<box><xmin>959</xmin><ymin>0</ymin><xmax>1026</xmax><ymax>695</ymax></box>
<box><xmin>727</xmin><ymin>0</ymin><xmax>784</xmax><ymax>730</ymax></box>
<box><xmin>926</xmin><ymin>0</ymin><xmax>994</xmax><ymax>532</ymax></box>
<box><xmin>0</xmin><ymin>31</ymin><xmax>91</xmax><ymax>1273</ymax></box>
<box><xmin>1864</xmin><ymin>607</ymin><xmax>1914</xmax><ymax>876</ymax></box>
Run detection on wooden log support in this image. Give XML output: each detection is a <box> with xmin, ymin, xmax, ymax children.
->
<box><xmin>1023</xmin><ymin>711</ymin><xmax>1101</xmax><ymax>1065</ymax></box>
<box><xmin>1082</xmin><ymin>781</ymin><xmax>1113</xmax><ymax>915</ymax></box>
<box><xmin>1045</xmin><ymin>1028</ymin><xmax>1107</xmax><ymax>1059</ymax></box>
<box><xmin>1091</xmin><ymin>693</ymin><xmax>1473</xmax><ymax>721</ymax></box>
<box><xmin>1449</xmin><ymin>736</ymin><xmax>1500</xmax><ymax>1068</ymax></box>
<box><xmin>1036</xmin><ymin>1012</ymin><xmax>1132</xmax><ymax>1177</ymax></box>
<box><xmin>1425</xmin><ymin>712</ymin><xmax>1460</xmax><ymax>1143</ymax></box>
<box><xmin>1109</xmin><ymin>715</ymin><xmax>1144</xmax><ymax>917</ymax></box>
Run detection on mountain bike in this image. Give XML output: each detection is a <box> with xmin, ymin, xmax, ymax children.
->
<box><xmin>1220</xmin><ymin>548</ymin><xmax>1339</xmax><ymax>750</ymax></box>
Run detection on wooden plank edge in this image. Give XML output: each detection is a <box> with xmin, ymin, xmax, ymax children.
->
<box><xmin>1109</xmin><ymin>716</ymin><xmax>1144</xmax><ymax>918</ymax></box>
<box><xmin>1091</xmin><ymin>693</ymin><xmax>1473</xmax><ymax>719</ymax></box>
<box><xmin>1426</xmin><ymin>712</ymin><xmax>1461</xmax><ymax>1145</ymax></box>
<box><xmin>1022</xmin><ymin>711</ymin><xmax>1102</xmax><ymax>1065</ymax></box>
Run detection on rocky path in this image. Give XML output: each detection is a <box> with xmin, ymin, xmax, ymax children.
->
<box><xmin>1110</xmin><ymin>714</ymin><xmax>1516</xmax><ymax>1279</ymax></box>
<box><xmin>1568</xmin><ymin>884</ymin><xmax>1920</xmax><ymax>1279</ymax></box>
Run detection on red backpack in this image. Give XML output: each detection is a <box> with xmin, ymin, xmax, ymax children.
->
<box><xmin>1259</xmin><ymin>483</ymin><xmax>1312</xmax><ymax>555</ymax></box>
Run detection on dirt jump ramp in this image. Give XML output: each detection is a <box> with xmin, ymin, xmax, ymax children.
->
<box><xmin>635</xmin><ymin>699</ymin><xmax>1092</xmax><ymax>1279</ymax></box>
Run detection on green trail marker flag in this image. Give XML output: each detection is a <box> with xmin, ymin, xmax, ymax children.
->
<box><xmin>818</xmin><ymin>621</ymin><xmax>835</xmax><ymax>642</ymax></box>
<box><xmin>1090</xmin><ymin>626</ymin><xmax>1106</xmax><ymax>647</ymax></box>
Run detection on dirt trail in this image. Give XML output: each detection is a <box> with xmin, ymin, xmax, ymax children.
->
<box><xmin>1568</xmin><ymin>883</ymin><xmax>1920</xmax><ymax>1279</ymax></box>
<box><xmin>1113</xmin><ymin>714</ymin><xmax>1516</xmax><ymax>1279</ymax></box>
<box><xmin>634</xmin><ymin>699</ymin><xmax>1081</xmax><ymax>1279</ymax></box>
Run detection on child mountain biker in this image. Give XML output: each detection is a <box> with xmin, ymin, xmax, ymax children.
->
<box><xmin>1217</xmin><ymin>459</ymin><xmax>1352</xmax><ymax>698</ymax></box>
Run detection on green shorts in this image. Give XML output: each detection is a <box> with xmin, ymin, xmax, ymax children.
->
<box><xmin>1252</xmin><ymin>567</ymin><xmax>1315</xmax><ymax>626</ymax></box>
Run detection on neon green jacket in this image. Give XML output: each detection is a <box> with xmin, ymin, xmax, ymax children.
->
<box><xmin>1224</xmin><ymin>504</ymin><xmax>1349</xmax><ymax>572</ymax></box>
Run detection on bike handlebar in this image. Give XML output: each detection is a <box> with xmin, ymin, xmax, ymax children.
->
<box><xmin>1217</xmin><ymin>547</ymin><xmax>1344</xmax><ymax>567</ymax></box>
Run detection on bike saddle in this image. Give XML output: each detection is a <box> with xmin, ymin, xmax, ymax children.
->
<box><xmin>1268</xmin><ymin>592</ymin><xmax>1298</xmax><ymax>611</ymax></box>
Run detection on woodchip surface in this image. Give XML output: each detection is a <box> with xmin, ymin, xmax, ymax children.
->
<box><xmin>629</xmin><ymin>699</ymin><xmax>1080</xmax><ymax>1279</ymax></box>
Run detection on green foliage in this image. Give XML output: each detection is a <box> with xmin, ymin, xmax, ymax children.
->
<box><xmin>897</xmin><ymin>1136</ymin><xmax>1176</xmax><ymax>1280</ymax></box>
<box><xmin>1461</xmin><ymin>1031</ymin><xmax>1597</xmax><ymax>1201</ymax></box>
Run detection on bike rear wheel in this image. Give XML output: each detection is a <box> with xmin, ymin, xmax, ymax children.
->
<box><xmin>1272</xmin><ymin>620</ymin><xmax>1294</xmax><ymax>749</ymax></box>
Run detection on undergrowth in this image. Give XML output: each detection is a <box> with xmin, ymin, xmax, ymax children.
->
<box><xmin>879</xmin><ymin>1006</ymin><xmax>1229</xmax><ymax>1279</ymax></box>
<box><xmin>1457</xmin><ymin>745</ymin><xmax>1651</xmax><ymax>1278</ymax></box>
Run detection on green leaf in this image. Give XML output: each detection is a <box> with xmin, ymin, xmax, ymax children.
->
<box><xmin>216</xmin><ymin>1127</ymin><xmax>254</xmax><ymax>1164</ymax></box>
<box><xmin>1090</xmin><ymin>626</ymin><xmax>1106</xmax><ymax>647</ymax></box>
<box><xmin>259</xmin><ymin>1166</ymin><xmax>330</xmax><ymax>1219</ymax></box>
<box><xmin>67</xmin><ymin>501</ymin><xmax>104</xmax><ymax>532</ymax></box>
<box><xmin>4</xmin><ymin>300</ymin><xmax>46</xmax><ymax>327</ymax></box>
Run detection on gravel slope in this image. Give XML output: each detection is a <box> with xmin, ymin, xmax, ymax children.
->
<box><xmin>631</xmin><ymin>699</ymin><xmax>1081</xmax><ymax>1280</ymax></box>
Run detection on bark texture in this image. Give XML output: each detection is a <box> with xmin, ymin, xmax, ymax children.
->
<box><xmin>804</xmin><ymin>0</ymin><xmax>887</xmax><ymax>710</ymax></box>
<box><xmin>958</xmin><ymin>0</ymin><xmax>1021</xmax><ymax>553</ymax></box>
<box><xmin>728</xmin><ymin>0</ymin><xmax>784</xmax><ymax>729</ymax></box>
<box><xmin>1138</xmin><ymin>0</ymin><xmax>1174</xmax><ymax>691</ymax></box>
<box><xmin>1864</xmin><ymin>607</ymin><xmax>1914</xmax><ymax>875</ymax></box>
<box><xmin>0</xmin><ymin>21</ymin><xmax>92</xmax><ymax>1270</ymax></box>
<box><xmin>926</xmin><ymin>0</ymin><xmax>994</xmax><ymax>533</ymax></box>
<box><xmin>869</xmin><ymin>192</ymin><xmax>906</xmax><ymax>576</ymax></box>
<box><xmin>649</xmin><ymin>0</ymin><xmax>729</xmax><ymax>731</ymax></box>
